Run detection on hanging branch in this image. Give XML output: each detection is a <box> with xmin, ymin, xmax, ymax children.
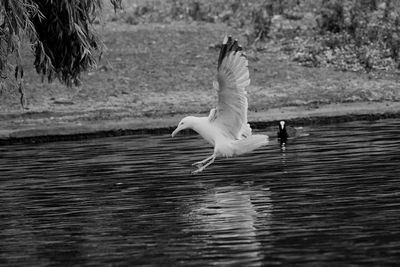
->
<box><xmin>0</xmin><ymin>0</ymin><xmax>123</xmax><ymax>95</ymax></box>
<box><xmin>0</xmin><ymin>0</ymin><xmax>40</xmax><ymax>108</ymax></box>
<box><xmin>30</xmin><ymin>0</ymin><xmax>104</xmax><ymax>87</ymax></box>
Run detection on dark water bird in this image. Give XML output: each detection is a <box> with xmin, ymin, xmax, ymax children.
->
<box><xmin>278</xmin><ymin>121</ymin><xmax>288</xmax><ymax>140</ymax></box>
<box><xmin>278</xmin><ymin>121</ymin><xmax>288</xmax><ymax>146</ymax></box>
<box><xmin>277</xmin><ymin>120</ymin><xmax>308</xmax><ymax>147</ymax></box>
<box><xmin>171</xmin><ymin>36</ymin><xmax>269</xmax><ymax>174</ymax></box>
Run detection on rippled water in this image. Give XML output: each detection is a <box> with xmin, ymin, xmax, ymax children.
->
<box><xmin>1</xmin><ymin>119</ymin><xmax>400</xmax><ymax>266</ymax></box>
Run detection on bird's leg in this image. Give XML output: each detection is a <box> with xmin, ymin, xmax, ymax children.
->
<box><xmin>192</xmin><ymin>154</ymin><xmax>214</xmax><ymax>167</ymax></box>
<box><xmin>208</xmin><ymin>108</ymin><xmax>217</xmax><ymax>122</ymax></box>
<box><xmin>192</xmin><ymin>155</ymin><xmax>216</xmax><ymax>174</ymax></box>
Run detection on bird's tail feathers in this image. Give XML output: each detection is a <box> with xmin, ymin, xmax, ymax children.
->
<box><xmin>232</xmin><ymin>134</ymin><xmax>268</xmax><ymax>155</ymax></box>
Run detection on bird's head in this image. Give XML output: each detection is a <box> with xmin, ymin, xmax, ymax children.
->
<box><xmin>171</xmin><ymin>116</ymin><xmax>195</xmax><ymax>137</ymax></box>
<box><xmin>279</xmin><ymin>120</ymin><xmax>286</xmax><ymax>131</ymax></box>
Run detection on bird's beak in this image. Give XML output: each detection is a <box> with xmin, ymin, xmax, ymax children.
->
<box><xmin>171</xmin><ymin>126</ymin><xmax>182</xmax><ymax>137</ymax></box>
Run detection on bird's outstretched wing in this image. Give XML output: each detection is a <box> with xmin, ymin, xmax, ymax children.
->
<box><xmin>211</xmin><ymin>36</ymin><xmax>250</xmax><ymax>140</ymax></box>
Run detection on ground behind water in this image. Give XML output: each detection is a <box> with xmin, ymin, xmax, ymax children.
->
<box><xmin>1</xmin><ymin>5</ymin><xmax>400</xmax><ymax>140</ymax></box>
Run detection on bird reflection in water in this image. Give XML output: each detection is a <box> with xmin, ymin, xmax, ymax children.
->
<box><xmin>187</xmin><ymin>184</ymin><xmax>272</xmax><ymax>266</ymax></box>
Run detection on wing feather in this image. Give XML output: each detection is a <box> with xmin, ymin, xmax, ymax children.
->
<box><xmin>212</xmin><ymin>36</ymin><xmax>250</xmax><ymax>139</ymax></box>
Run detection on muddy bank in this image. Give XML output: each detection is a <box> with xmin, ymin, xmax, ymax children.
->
<box><xmin>1</xmin><ymin>101</ymin><xmax>399</xmax><ymax>145</ymax></box>
<box><xmin>1</xmin><ymin>22</ymin><xmax>399</xmax><ymax>144</ymax></box>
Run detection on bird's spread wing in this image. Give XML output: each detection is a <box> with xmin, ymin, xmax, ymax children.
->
<box><xmin>211</xmin><ymin>36</ymin><xmax>250</xmax><ymax>140</ymax></box>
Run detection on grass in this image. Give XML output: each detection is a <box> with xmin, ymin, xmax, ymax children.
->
<box><xmin>1</xmin><ymin>1</ymin><xmax>399</xmax><ymax>126</ymax></box>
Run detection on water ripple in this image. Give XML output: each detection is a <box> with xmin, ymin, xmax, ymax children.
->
<box><xmin>0</xmin><ymin>119</ymin><xmax>400</xmax><ymax>266</ymax></box>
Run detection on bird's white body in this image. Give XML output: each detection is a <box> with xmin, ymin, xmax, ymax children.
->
<box><xmin>190</xmin><ymin>117</ymin><xmax>217</xmax><ymax>146</ymax></box>
<box><xmin>188</xmin><ymin>116</ymin><xmax>267</xmax><ymax>158</ymax></box>
<box><xmin>172</xmin><ymin>36</ymin><xmax>269</xmax><ymax>173</ymax></box>
<box><xmin>192</xmin><ymin>117</ymin><xmax>236</xmax><ymax>158</ymax></box>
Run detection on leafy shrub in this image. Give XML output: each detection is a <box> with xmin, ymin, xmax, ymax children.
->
<box><xmin>310</xmin><ymin>0</ymin><xmax>400</xmax><ymax>71</ymax></box>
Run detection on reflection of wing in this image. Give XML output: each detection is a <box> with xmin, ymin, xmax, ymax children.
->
<box><xmin>212</xmin><ymin>36</ymin><xmax>250</xmax><ymax>140</ymax></box>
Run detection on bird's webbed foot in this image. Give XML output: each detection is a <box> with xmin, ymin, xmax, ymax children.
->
<box><xmin>192</xmin><ymin>154</ymin><xmax>214</xmax><ymax>167</ymax></box>
<box><xmin>191</xmin><ymin>161</ymin><xmax>203</xmax><ymax>168</ymax></box>
<box><xmin>192</xmin><ymin>167</ymin><xmax>205</xmax><ymax>174</ymax></box>
<box><xmin>191</xmin><ymin>154</ymin><xmax>216</xmax><ymax>174</ymax></box>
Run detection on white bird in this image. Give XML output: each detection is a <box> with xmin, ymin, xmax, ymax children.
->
<box><xmin>171</xmin><ymin>36</ymin><xmax>269</xmax><ymax>173</ymax></box>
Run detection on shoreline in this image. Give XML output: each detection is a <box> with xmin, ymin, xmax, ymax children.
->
<box><xmin>1</xmin><ymin>21</ymin><xmax>399</xmax><ymax>145</ymax></box>
<box><xmin>1</xmin><ymin>101</ymin><xmax>399</xmax><ymax>145</ymax></box>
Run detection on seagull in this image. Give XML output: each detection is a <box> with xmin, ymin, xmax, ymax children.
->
<box><xmin>171</xmin><ymin>36</ymin><xmax>269</xmax><ymax>173</ymax></box>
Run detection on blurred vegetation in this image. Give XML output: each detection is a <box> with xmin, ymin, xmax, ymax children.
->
<box><xmin>295</xmin><ymin>0</ymin><xmax>400</xmax><ymax>72</ymax></box>
<box><xmin>117</xmin><ymin>0</ymin><xmax>400</xmax><ymax>73</ymax></box>
<box><xmin>118</xmin><ymin>0</ymin><xmax>308</xmax><ymax>43</ymax></box>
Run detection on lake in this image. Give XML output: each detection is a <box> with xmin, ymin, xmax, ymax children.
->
<box><xmin>1</xmin><ymin>119</ymin><xmax>399</xmax><ymax>266</ymax></box>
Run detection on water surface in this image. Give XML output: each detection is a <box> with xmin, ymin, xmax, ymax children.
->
<box><xmin>1</xmin><ymin>119</ymin><xmax>399</xmax><ymax>266</ymax></box>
